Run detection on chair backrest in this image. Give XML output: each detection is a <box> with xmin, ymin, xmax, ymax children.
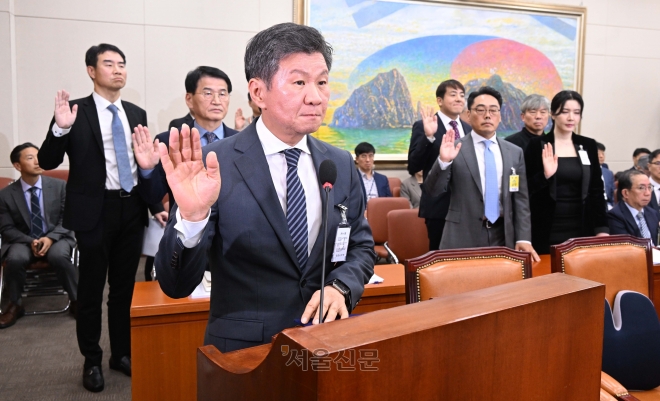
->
<box><xmin>366</xmin><ymin>197</ymin><xmax>410</xmax><ymax>244</ymax></box>
<box><xmin>386</xmin><ymin>209</ymin><xmax>428</xmax><ymax>263</ymax></box>
<box><xmin>550</xmin><ymin>234</ymin><xmax>653</xmax><ymax>307</ymax></box>
<box><xmin>0</xmin><ymin>177</ymin><xmax>14</xmax><ymax>189</ymax></box>
<box><xmin>405</xmin><ymin>247</ymin><xmax>532</xmax><ymax>304</ymax></box>
<box><xmin>42</xmin><ymin>169</ymin><xmax>69</xmax><ymax>182</ymax></box>
<box><xmin>392</xmin><ymin>187</ymin><xmax>400</xmax><ymax>197</ymax></box>
<box><xmin>387</xmin><ymin>176</ymin><xmax>401</xmax><ymax>196</ymax></box>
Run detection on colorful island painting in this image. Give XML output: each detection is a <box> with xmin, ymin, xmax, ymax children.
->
<box><xmin>303</xmin><ymin>0</ymin><xmax>585</xmax><ymax>159</ymax></box>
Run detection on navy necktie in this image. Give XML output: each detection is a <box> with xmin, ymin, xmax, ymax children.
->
<box><xmin>29</xmin><ymin>187</ymin><xmax>44</xmax><ymax>239</ymax></box>
<box><xmin>204</xmin><ymin>132</ymin><xmax>218</xmax><ymax>144</ymax></box>
<box><xmin>107</xmin><ymin>104</ymin><xmax>134</xmax><ymax>192</ymax></box>
<box><xmin>282</xmin><ymin>148</ymin><xmax>308</xmax><ymax>270</ymax></box>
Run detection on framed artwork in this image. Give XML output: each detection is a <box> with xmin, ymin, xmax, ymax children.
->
<box><xmin>295</xmin><ymin>0</ymin><xmax>586</xmax><ymax>161</ymax></box>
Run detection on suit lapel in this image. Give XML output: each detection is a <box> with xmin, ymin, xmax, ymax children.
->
<box><xmin>123</xmin><ymin>101</ymin><xmax>139</xmax><ymax>130</ymax></box>
<box><xmin>82</xmin><ymin>95</ymin><xmax>104</xmax><ymax>154</ymax></box>
<box><xmin>9</xmin><ymin>181</ymin><xmax>31</xmax><ymax>229</ymax></box>
<box><xmin>620</xmin><ymin>204</ymin><xmax>642</xmax><ymax>237</ymax></box>
<box><xmin>573</xmin><ymin>136</ymin><xmax>590</xmax><ymax>200</ymax></box>
<box><xmin>460</xmin><ymin>134</ymin><xmax>482</xmax><ymax>194</ymax></box>
<box><xmin>232</xmin><ymin>127</ymin><xmax>299</xmax><ymax>268</ymax></box>
<box><xmin>499</xmin><ymin>140</ymin><xmax>513</xmax><ymax>200</ymax></box>
<box><xmin>305</xmin><ymin>136</ymin><xmax>331</xmax><ymax>275</ymax></box>
<box><xmin>41</xmin><ymin>177</ymin><xmax>55</xmax><ymax>229</ymax></box>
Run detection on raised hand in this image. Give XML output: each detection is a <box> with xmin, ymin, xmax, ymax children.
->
<box><xmin>132</xmin><ymin>125</ymin><xmax>161</xmax><ymax>170</ymax></box>
<box><xmin>159</xmin><ymin>124</ymin><xmax>221</xmax><ymax>222</ymax></box>
<box><xmin>54</xmin><ymin>90</ymin><xmax>78</xmax><ymax>129</ymax></box>
<box><xmin>438</xmin><ymin>129</ymin><xmax>462</xmax><ymax>163</ymax></box>
<box><xmin>420</xmin><ymin>106</ymin><xmax>438</xmax><ymax>138</ymax></box>
<box><xmin>234</xmin><ymin>108</ymin><xmax>246</xmax><ymax>131</ymax></box>
<box><xmin>542</xmin><ymin>143</ymin><xmax>558</xmax><ymax>179</ymax></box>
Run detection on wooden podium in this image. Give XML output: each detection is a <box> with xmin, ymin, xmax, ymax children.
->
<box><xmin>198</xmin><ymin>274</ymin><xmax>605</xmax><ymax>400</ymax></box>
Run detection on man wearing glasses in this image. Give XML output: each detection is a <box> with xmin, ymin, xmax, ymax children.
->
<box><xmin>608</xmin><ymin>169</ymin><xmax>659</xmax><ymax>245</ymax></box>
<box><xmin>646</xmin><ymin>149</ymin><xmax>660</xmax><ymax>213</ymax></box>
<box><xmin>423</xmin><ymin>86</ymin><xmax>539</xmax><ymax>261</ymax></box>
<box><xmin>134</xmin><ymin>66</ymin><xmax>238</xmax><ymax>210</ymax></box>
<box><xmin>505</xmin><ymin>94</ymin><xmax>550</xmax><ymax>152</ymax></box>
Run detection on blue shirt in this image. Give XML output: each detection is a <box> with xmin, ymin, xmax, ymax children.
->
<box><xmin>196</xmin><ymin>121</ymin><xmax>225</xmax><ymax>147</ymax></box>
<box><xmin>20</xmin><ymin>176</ymin><xmax>47</xmax><ymax>233</ymax></box>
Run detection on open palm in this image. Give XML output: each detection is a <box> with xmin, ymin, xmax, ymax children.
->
<box><xmin>54</xmin><ymin>90</ymin><xmax>78</xmax><ymax>129</ymax></box>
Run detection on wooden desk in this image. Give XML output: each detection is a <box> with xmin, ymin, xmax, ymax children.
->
<box><xmin>130</xmin><ymin>264</ymin><xmax>406</xmax><ymax>401</ymax></box>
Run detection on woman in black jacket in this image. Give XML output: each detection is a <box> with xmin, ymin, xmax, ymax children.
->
<box><xmin>524</xmin><ymin>90</ymin><xmax>609</xmax><ymax>254</ymax></box>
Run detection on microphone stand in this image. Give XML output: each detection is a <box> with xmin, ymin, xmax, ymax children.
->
<box><xmin>318</xmin><ymin>184</ymin><xmax>331</xmax><ymax>323</ymax></box>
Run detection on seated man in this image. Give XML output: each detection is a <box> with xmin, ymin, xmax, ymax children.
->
<box><xmin>608</xmin><ymin>169</ymin><xmax>659</xmax><ymax>245</ymax></box>
<box><xmin>0</xmin><ymin>143</ymin><xmax>77</xmax><ymax>328</ymax></box>
<box><xmin>355</xmin><ymin>142</ymin><xmax>392</xmax><ymax>203</ymax></box>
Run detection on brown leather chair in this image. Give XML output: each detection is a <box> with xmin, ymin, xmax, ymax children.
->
<box><xmin>384</xmin><ymin>208</ymin><xmax>428</xmax><ymax>264</ymax></box>
<box><xmin>366</xmin><ymin>197</ymin><xmax>410</xmax><ymax>259</ymax></box>
<box><xmin>550</xmin><ymin>235</ymin><xmax>653</xmax><ymax>308</ymax></box>
<box><xmin>0</xmin><ymin>177</ymin><xmax>14</xmax><ymax>189</ymax></box>
<box><xmin>387</xmin><ymin>176</ymin><xmax>401</xmax><ymax>197</ymax></box>
<box><xmin>41</xmin><ymin>169</ymin><xmax>69</xmax><ymax>182</ymax></box>
<box><xmin>601</xmin><ymin>371</ymin><xmax>660</xmax><ymax>401</ymax></box>
<box><xmin>405</xmin><ymin>247</ymin><xmax>532</xmax><ymax>304</ymax></box>
<box><xmin>392</xmin><ymin>187</ymin><xmax>400</xmax><ymax>197</ymax></box>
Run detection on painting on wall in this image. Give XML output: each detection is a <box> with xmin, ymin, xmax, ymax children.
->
<box><xmin>295</xmin><ymin>0</ymin><xmax>586</xmax><ymax>160</ymax></box>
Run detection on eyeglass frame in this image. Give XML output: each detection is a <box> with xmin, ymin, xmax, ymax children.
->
<box><xmin>471</xmin><ymin>107</ymin><xmax>501</xmax><ymax>116</ymax></box>
<box><xmin>196</xmin><ymin>89</ymin><xmax>230</xmax><ymax>101</ymax></box>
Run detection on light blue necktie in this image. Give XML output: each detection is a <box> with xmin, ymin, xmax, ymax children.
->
<box><xmin>483</xmin><ymin>140</ymin><xmax>499</xmax><ymax>223</ymax></box>
<box><xmin>636</xmin><ymin>212</ymin><xmax>651</xmax><ymax>240</ymax></box>
<box><xmin>282</xmin><ymin>148</ymin><xmax>308</xmax><ymax>270</ymax></box>
<box><xmin>107</xmin><ymin>104</ymin><xmax>134</xmax><ymax>192</ymax></box>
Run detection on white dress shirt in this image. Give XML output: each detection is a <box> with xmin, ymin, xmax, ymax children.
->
<box><xmin>52</xmin><ymin>91</ymin><xmax>137</xmax><ymax>189</ymax></box>
<box><xmin>360</xmin><ymin>171</ymin><xmax>378</xmax><ymax>200</ymax></box>
<box><xmin>427</xmin><ymin>111</ymin><xmax>466</xmax><ymax>143</ymax></box>
<box><xmin>175</xmin><ymin>117</ymin><xmax>323</xmax><ymax>254</ymax></box>
<box><xmin>20</xmin><ymin>176</ymin><xmax>47</xmax><ymax>233</ymax></box>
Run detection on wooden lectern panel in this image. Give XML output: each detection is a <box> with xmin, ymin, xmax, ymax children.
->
<box><xmin>198</xmin><ymin>274</ymin><xmax>605</xmax><ymax>400</ymax></box>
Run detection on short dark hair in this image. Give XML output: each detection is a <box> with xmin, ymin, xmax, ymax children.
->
<box><xmin>649</xmin><ymin>149</ymin><xmax>660</xmax><ymax>163</ymax></box>
<box><xmin>85</xmin><ymin>43</ymin><xmax>126</xmax><ymax>67</ymax></box>
<box><xmin>467</xmin><ymin>86</ymin><xmax>503</xmax><ymax>109</ymax></box>
<box><xmin>247</xmin><ymin>92</ymin><xmax>252</xmax><ymax>102</ymax></box>
<box><xmin>436</xmin><ymin>79</ymin><xmax>465</xmax><ymax>99</ymax></box>
<box><xmin>10</xmin><ymin>143</ymin><xmax>39</xmax><ymax>164</ymax></box>
<box><xmin>184</xmin><ymin>66</ymin><xmax>232</xmax><ymax>94</ymax></box>
<box><xmin>244</xmin><ymin>23</ymin><xmax>333</xmax><ymax>88</ymax></box>
<box><xmin>355</xmin><ymin>142</ymin><xmax>376</xmax><ymax>156</ymax></box>
<box><xmin>618</xmin><ymin>169</ymin><xmax>646</xmax><ymax>201</ymax></box>
<box><xmin>550</xmin><ymin>90</ymin><xmax>584</xmax><ymax>117</ymax></box>
<box><xmin>633</xmin><ymin>148</ymin><xmax>651</xmax><ymax>158</ymax></box>
<box><xmin>596</xmin><ymin>142</ymin><xmax>606</xmax><ymax>152</ymax></box>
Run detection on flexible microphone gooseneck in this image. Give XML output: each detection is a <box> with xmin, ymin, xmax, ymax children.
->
<box><xmin>318</xmin><ymin>159</ymin><xmax>337</xmax><ymax>323</ymax></box>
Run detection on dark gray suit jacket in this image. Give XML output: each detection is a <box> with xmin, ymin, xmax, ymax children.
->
<box><xmin>0</xmin><ymin>176</ymin><xmax>76</xmax><ymax>257</ymax></box>
<box><xmin>424</xmin><ymin>133</ymin><xmax>532</xmax><ymax>249</ymax></box>
<box><xmin>154</xmin><ymin>121</ymin><xmax>375</xmax><ymax>352</ymax></box>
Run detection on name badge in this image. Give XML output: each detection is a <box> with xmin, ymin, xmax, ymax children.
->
<box><xmin>578</xmin><ymin>145</ymin><xmax>590</xmax><ymax>165</ymax></box>
<box><xmin>509</xmin><ymin>167</ymin><xmax>519</xmax><ymax>192</ymax></box>
<box><xmin>332</xmin><ymin>204</ymin><xmax>351</xmax><ymax>262</ymax></box>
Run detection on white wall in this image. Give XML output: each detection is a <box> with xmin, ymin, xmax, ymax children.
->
<box><xmin>0</xmin><ymin>0</ymin><xmax>658</xmax><ymax>177</ymax></box>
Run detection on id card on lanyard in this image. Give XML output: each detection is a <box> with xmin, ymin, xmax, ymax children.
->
<box><xmin>331</xmin><ymin>204</ymin><xmax>351</xmax><ymax>262</ymax></box>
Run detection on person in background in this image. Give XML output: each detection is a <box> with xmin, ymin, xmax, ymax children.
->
<box><xmin>505</xmin><ymin>94</ymin><xmax>550</xmax><ymax>152</ymax></box>
<box><xmin>597</xmin><ymin>142</ymin><xmax>615</xmax><ymax>209</ymax></box>
<box><xmin>608</xmin><ymin>169</ymin><xmax>659</xmax><ymax>245</ymax></box>
<box><xmin>637</xmin><ymin>154</ymin><xmax>650</xmax><ymax>176</ymax></box>
<box><xmin>631</xmin><ymin>148</ymin><xmax>651</xmax><ymax>171</ymax></box>
<box><xmin>524</xmin><ymin>90</ymin><xmax>609</xmax><ymax>254</ymax></box>
<box><xmin>647</xmin><ymin>149</ymin><xmax>660</xmax><ymax>214</ymax></box>
<box><xmin>234</xmin><ymin>92</ymin><xmax>262</xmax><ymax>131</ymax></box>
<box><xmin>168</xmin><ymin>110</ymin><xmax>194</xmax><ymax>130</ymax></box>
<box><xmin>400</xmin><ymin>170</ymin><xmax>423</xmax><ymax>208</ymax></box>
<box><xmin>355</xmin><ymin>142</ymin><xmax>392</xmax><ymax>203</ymax></box>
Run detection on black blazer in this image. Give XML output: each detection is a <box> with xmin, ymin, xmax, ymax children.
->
<box><xmin>608</xmin><ymin>202</ymin><xmax>659</xmax><ymax>245</ymax></box>
<box><xmin>38</xmin><ymin>94</ymin><xmax>155</xmax><ymax>232</ymax></box>
<box><xmin>140</xmin><ymin>122</ymin><xmax>239</xmax><ymax>209</ymax></box>
<box><xmin>525</xmin><ymin>132</ymin><xmax>609</xmax><ymax>254</ymax></box>
<box><xmin>168</xmin><ymin>113</ymin><xmax>194</xmax><ymax>130</ymax></box>
<box><xmin>650</xmin><ymin>192</ymin><xmax>660</xmax><ymax>214</ymax></box>
<box><xmin>407</xmin><ymin>117</ymin><xmax>471</xmax><ymax>220</ymax></box>
<box><xmin>358</xmin><ymin>170</ymin><xmax>392</xmax><ymax>203</ymax></box>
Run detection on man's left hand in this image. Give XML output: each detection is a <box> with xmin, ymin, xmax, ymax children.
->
<box><xmin>154</xmin><ymin>211</ymin><xmax>169</xmax><ymax>227</ymax></box>
<box><xmin>35</xmin><ymin>237</ymin><xmax>53</xmax><ymax>257</ymax></box>
<box><xmin>515</xmin><ymin>242</ymin><xmax>540</xmax><ymax>262</ymax></box>
<box><xmin>301</xmin><ymin>286</ymin><xmax>348</xmax><ymax>325</ymax></box>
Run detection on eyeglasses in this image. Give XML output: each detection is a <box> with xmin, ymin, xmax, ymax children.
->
<box><xmin>358</xmin><ymin>153</ymin><xmax>375</xmax><ymax>160</ymax></box>
<box><xmin>634</xmin><ymin>185</ymin><xmax>654</xmax><ymax>192</ymax></box>
<box><xmin>649</xmin><ymin>161</ymin><xmax>660</xmax><ymax>166</ymax></box>
<box><xmin>471</xmin><ymin>107</ymin><xmax>500</xmax><ymax>116</ymax></box>
<box><xmin>197</xmin><ymin>89</ymin><xmax>229</xmax><ymax>101</ymax></box>
<box><xmin>525</xmin><ymin>109</ymin><xmax>548</xmax><ymax>116</ymax></box>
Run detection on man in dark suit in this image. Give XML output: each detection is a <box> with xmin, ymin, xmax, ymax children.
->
<box><xmin>136</xmin><ymin>23</ymin><xmax>375</xmax><ymax>353</ymax></box>
<box><xmin>424</xmin><ymin>86</ymin><xmax>539</xmax><ymax>261</ymax></box>
<box><xmin>407</xmin><ymin>79</ymin><xmax>471</xmax><ymax>250</ymax></box>
<box><xmin>597</xmin><ymin>142</ymin><xmax>615</xmax><ymax>209</ymax></box>
<box><xmin>0</xmin><ymin>143</ymin><xmax>77</xmax><ymax>328</ymax></box>
<box><xmin>38</xmin><ymin>43</ymin><xmax>165</xmax><ymax>392</ymax></box>
<box><xmin>168</xmin><ymin>112</ymin><xmax>193</xmax><ymax>130</ymax></box>
<box><xmin>608</xmin><ymin>170</ymin><xmax>659</xmax><ymax>244</ymax></box>
<box><xmin>134</xmin><ymin>66</ymin><xmax>239</xmax><ymax>211</ymax></box>
<box><xmin>355</xmin><ymin>142</ymin><xmax>392</xmax><ymax>203</ymax></box>
<box><xmin>631</xmin><ymin>148</ymin><xmax>651</xmax><ymax>171</ymax></box>
<box><xmin>504</xmin><ymin>94</ymin><xmax>550</xmax><ymax>152</ymax></box>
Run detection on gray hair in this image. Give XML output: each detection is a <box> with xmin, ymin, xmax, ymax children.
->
<box><xmin>520</xmin><ymin>94</ymin><xmax>550</xmax><ymax>113</ymax></box>
<box><xmin>244</xmin><ymin>23</ymin><xmax>333</xmax><ymax>88</ymax></box>
<box><xmin>638</xmin><ymin>154</ymin><xmax>650</xmax><ymax>170</ymax></box>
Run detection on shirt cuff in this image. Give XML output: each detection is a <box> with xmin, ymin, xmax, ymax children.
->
<box><xmin>437</xmin><ymin>157</ymin><xmax>453</xmax><ymax>170</ymax></box>
<box><xmin>174</xmin><ymin>208</ymin><xmax>211</xmax><ymax>248</ymax></box>
<box><xmin>139</xmin><ymin>167</ymin><xmax>155</xmax><ymax>178</ymax></box>
<box><xmin>515</xmin><ymin>240</ymin><xmax>532</xmax><ymax>245</ymax></box>
<box><xmin>426</xmin><ymin>135</ymin><xmax>436</xmax><ymax>143</ymax></box>
<box><xmin>52</xmin><ymin>122</ymin><xmax>71</xmax><ymax>137</ymax></box>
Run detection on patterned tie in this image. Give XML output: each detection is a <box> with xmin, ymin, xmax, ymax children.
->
<box><xmin>636</xmin><ymin>212</ymin><xmax>651</xmax><ymax>240</ymax></box>
<box><xmin>282</xmin><ymin>148</ymin><xmax>308</xmax><ymax>270</ymax></box>
<box><xmin>483</xmin><ymin>140</ymin><xmax>499</xmax><ymax>223</ymax></box>
<box><xmin>449</xmin><ymin>120</ymin><xmax>460</xmax><ymax>140</ymax></box>
<box><xmin>29</xmin><ymin>187</ymin><xmax>44</xmax><ymax>239</ymax></box>
<box><xmin>204</xmin><ymin>132</ymin><xmax>218</xmax><ymax>145</ymax></box>
<box><xmin>107</xmin><ymin>104</ymin><xmax>134</xmax><ymax>192</ymax></box>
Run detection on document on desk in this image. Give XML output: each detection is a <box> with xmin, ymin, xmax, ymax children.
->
<box><xmin>368</xmin><ymin>273</ymin><xmax>384</xmax><ymax>284</ymax></box>
<box><xmin>653</xmin><ymin>248</ymin><xmax>660</xmax><ymax>265</ymax></box>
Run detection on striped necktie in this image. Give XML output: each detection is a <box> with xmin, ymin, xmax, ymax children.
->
<box><xmin>29</xmin><ymin>187</ymin><xmax>45</xmax><ymax>239</ymax></box>
<box><xmin>449</xmin><ymin>120</ymin><xmax>460</xmax><ymax>140</ymax></box>
<box><xmin>636</xmin><ymin>211</ymin><xmax>651</xmax><ymax>240</ymax></box>
<box><xmin>282</xmin><ymin>148</ymin><xmax>308</xmax><ymax>270</ymax></box>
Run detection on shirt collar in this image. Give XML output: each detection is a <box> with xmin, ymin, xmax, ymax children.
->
<box><xmin>256</xmin><ymin>117</ymin><xmax>311</xmax><ymax>156</ymax></box>
<box><xmin>194</xmin><ymin>121</ymin><xmax>225</xmax><ymax>138</ymax></box>
<box><xmin>360</xmin><ymin>170</ymin><xmax>374</xmax><ymax>180</ymax></box>
<box><xmin>624</xmin><ymin>200</ymin><xmax>643</xmax><ymax>216</ymax></box>
<box><xmin>650</xmin><ymin>177</ymin><xmax>660</xmax><ymax>189</ymax></box>
<box><xmin>93</xmin><ymin>91</ymin><xmax>123</xmax><ymax>113</ymax></box>
<box><xmin>471</xmin><ymin>132</ymin><xmax>498</xmax><ymax>147</ymax></box>
<box><xmin>437</xmin><ymin>110</ymin><xmax>460</xmax><ymax>128</ymax></box>
<box><xmin>20</xmin><ymin>176</ymin><xmax>42</xmax><ymax>193</ymax></box>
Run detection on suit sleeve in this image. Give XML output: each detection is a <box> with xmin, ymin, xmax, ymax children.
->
<box><xmin>0</xmin><ymin>194</ymin><xmax>34</xmax><ymax>246</ymax></box>
<box><xmin>512</xmin><ymin>148</ymin><xmax>532</xmax><ymax>242</ymax></box>
<box><xmin>524</xmin><ymin>138</ymin><xmax>551</xmax><ymax>196</ymax></box>
<box><xmin>607</xmin><ymin>208</ymin><xmax>631</xmax><ymax>236</ymax></box>
<box><xmin>424</xmin><ymin>158</ymin><xmax>451</xmax><ymax>198</ymax></box>
<box><xmin>407</xmin><ymin>121</ymin><xmax>433</xmax><ymax>176</ymax></box>
<box><xmin>325</xmin><ymin>151</ymin><xmax>376</xmax><ymax>310</ymax></box>
<box><xmin>585</xmin><ymin>139</ymin><xmax>609</xmax><ymax>234</ymax></box>
<box><xmin>45</xmin><ymin>180</ymin><xmax>74</xmax><ymax>243</ymax></box>
<box><xmin>38</xmin><ymin>116</ymin><xmax>68</xmax><ymax>170</ymax></box>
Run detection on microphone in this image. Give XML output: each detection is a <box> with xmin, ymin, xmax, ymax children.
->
<box><xmin>318</xmin><ymin>159</ymin><xmax>337</xmax><ymax>323</ymax></box>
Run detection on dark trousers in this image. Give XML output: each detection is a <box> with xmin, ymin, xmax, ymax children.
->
<box><xmin>75</xmin><ymin>193</ymin><xmax>145</xmax><ymax>369</ymax></box>
<box><xmin>4</xmin><ymin>240</ymin><xmax>77</xmax><ymax>304</ymax></box>
<box><xmin>478</xmin><ymin>219</ymin><xmax>506</xmax><ymax>247</ymax></box>
<box><xmin>425</xmin><ymin>218</ymin><xmax>445</xmax><ymax>251</ymax></box>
